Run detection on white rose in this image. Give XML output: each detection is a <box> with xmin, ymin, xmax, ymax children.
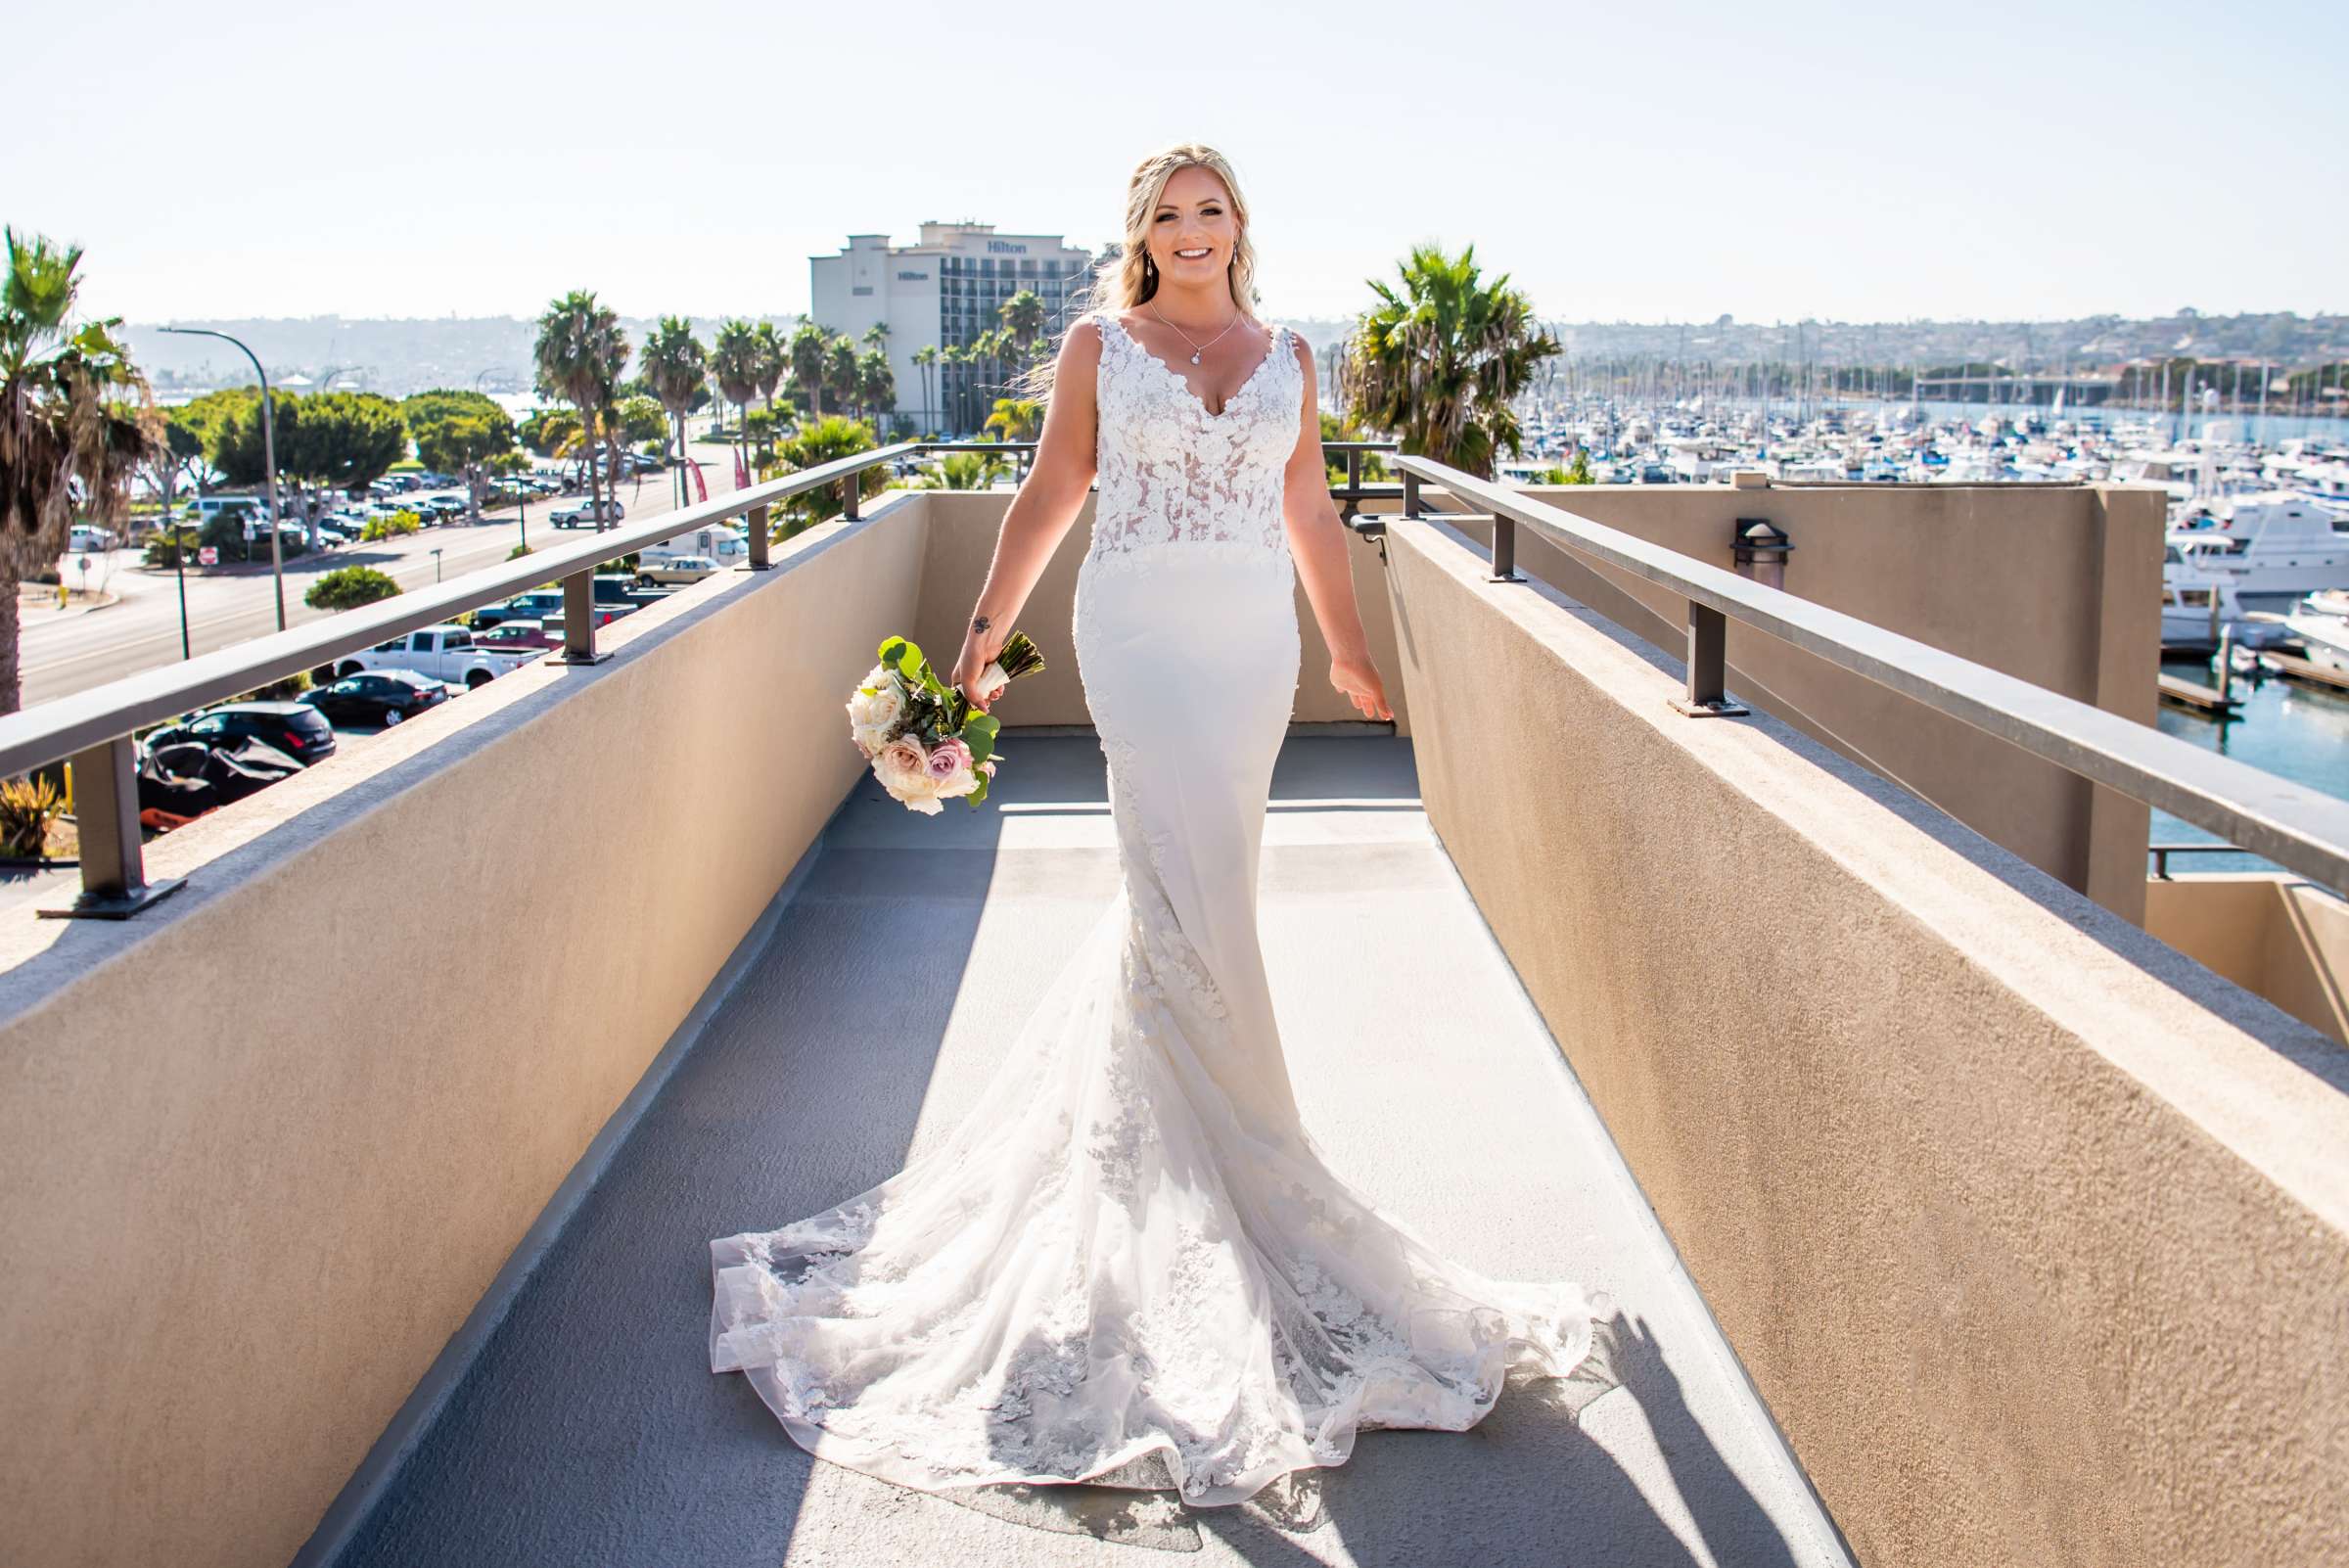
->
<box><xmin>847</xmin><ymin>673</ymin><xmax>908</xmax><ymax>752</ymax></box>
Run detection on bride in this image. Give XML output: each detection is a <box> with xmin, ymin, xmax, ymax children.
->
<box><xmin>709</xmin><ymin>142</ymin><xmax>1598</xmax><ymax>1508</ymax></box>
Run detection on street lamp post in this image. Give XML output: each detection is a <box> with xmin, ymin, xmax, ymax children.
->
<box><xmin>160</xmin><ymin>326</ymin><xmax>286</xmax><ymax>631</ymax></box>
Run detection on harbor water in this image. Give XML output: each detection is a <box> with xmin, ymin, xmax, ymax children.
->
<box><xmin>2152</xmin><ymin>653</ymin><xmax>2349</xmax><ymax>875</ymax></box>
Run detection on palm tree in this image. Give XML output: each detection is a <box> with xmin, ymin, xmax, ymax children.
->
<box><xmin>0</xmin><ymin>229</ymin><xmax>160</xmax><ymax>713</ymax></box>
<box><xmin>711</xmin><ymin>319</ymin><xmax>760</xmax><ymax>488</ymax></box>
<box><xmin>752</xmin><ymin>320</ymin><xmax>788</xmax><ymax>417</ymax></box>
<box><xmin>826</xmin><ymin>337</ymin><xmax>860</xmax><ymax>424</ymax></box>
<box><xmin>789</xmin><ymin>323</ymin><xmax>830</xmax><ymax>426</ymax></box>
<box><xmin>999</xmin><ymin>290</ymin><xmax>1045</xmax><ymax>354</ymax></box>
<box><xmin>911</xmin><ymin>345</ymin><xmax>939</xmax><ymax>434</ymax></box>
<box><xmin>533</xmin><ymin>290</ymin><xmax>627</xmax><ymax>526</ymax></box>
<box><xmin>861</xmin><ymin>321</ymin><xmax>890</xmax><ymax>353</ymax></box>
<box><xmin>857</xmin><ymin>349</ymin><xmax>897</xmax><ymax>434</ymax></box>
<box><xmin>641</xmin><ymin>316</ymin><xmax>706</xmax><ymax>508</ymax></box>
<box><xmin>1336</xmin><ymin>243</ymin><xmax>1557</xmax><ymax>480</ymax></box>
<box><xmin>940</xmin><ymin>345</ymin><xmax>968</xmax><ymax>434</ymax></box>
<box><xmin>983</xmin><ymin>396</ymin><xmax>1041</xmax><ymax>441</ymax></box>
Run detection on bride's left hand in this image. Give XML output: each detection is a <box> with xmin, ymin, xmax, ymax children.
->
<box><xmin>1330</xmin><ymin>652</ymin><xmax>1393</xmax><ymax>721</ymax></box>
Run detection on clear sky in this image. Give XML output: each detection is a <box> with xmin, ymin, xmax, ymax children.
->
<box><xmin>8</xmin><ymin>0</ymin><xmax>2342</xmax><ymax>326</ymax></box>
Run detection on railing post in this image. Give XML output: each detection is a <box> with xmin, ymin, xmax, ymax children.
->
<box><xmin>1489</xmin><ymin>513</ymin><xmax>1523</xmax><ymax>583</ymax></box>
<box><xmin>554</xmin><ymin>569</ymin><xmax>608</xmax><ymax>666</ymax></box>
<box><xmin>743</xmin><ymin>503</ymin><xmax>771</xmax><ymax>572</ymax></box>
<box><xmin>1343</xmin><ymin>448</ymin><xmax>1362</xmax><ymax>521</ymax></box>
<box><xmin>1402</xmin><ymin>470</ymin><xmax>1421</xmax><ymax>520</ymax></box>
<box><xmin>1670</xmin><ymin>600</ymin><xmax>1750</xmax><ymax>718</ymax></box>
<box><xmin>839</xmin><ymin>473</ymin><xmax>860</xmax><ymax>522</ymax></box>
<box><xmin>37</xmin><ymin>735</ymin><xmax>186</xmax><ymax>919</ymax></box>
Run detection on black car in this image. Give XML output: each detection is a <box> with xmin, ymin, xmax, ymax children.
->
<box><xmin>141</xmin><ymin>701</ymin><xmax>339</xmax><ymax>763</ymax></box>
<box><xmin>299</xmin><ymin>671</ymin><xmax>452</xmax><ymax>727</ymax></box>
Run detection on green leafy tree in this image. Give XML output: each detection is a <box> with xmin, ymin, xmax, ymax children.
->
<box><xmin>304</xmin><ymin>564</ymin><xmax>401</xmax><ymax>612</ymax></box>
<box><xmin>401</xmin><ymin>389</ymin><xmax>516</xmax><ymax>520</ymax></box>
<box><xmin>519</xmin><ymin>408</ymin><xmax>581</xmax><ymax>457</ymax></box>
<box><xmin>618</xmin><ymin>393</ymin><xmax>668</xmax><ymax>443</ymax></box>
<box><xmin>282</xmin><ymin>392</ymin><xmax>405</xmax><ymax>531</ymax></box>
<box><xmin>534</xmin><ymin>290</ymin><xmax>627</xmax><ymax>527</ymax></box>
<box><xmin>640</xmin><ymin>315</ymin><xmax>706</xmax><ymax>504</ymax></box>
<box><xmin>140</xmin><ymin>410</ymin><xmax>207</xmax><ymax>533</ymax></box>
<box><xmin>1337</xmin><ymin>242</ymin><xmax>1556</xmax><ymax>480</ymax></box>
<box><xmin>762</xmin><ymin>414</ymin><xmax>882</xmax><ymax>534</ymax></box>
<box><xmin>0</xmin><ymin>228</ymin><xmax>161</xmax><ymax>712</ymax></box>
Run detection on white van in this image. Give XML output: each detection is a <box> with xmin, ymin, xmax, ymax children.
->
<box><xmin>189</xmin><ymin>494</ymin><xmax>273</xmax><ymax>523</ymax></box>
<box><xmin>641</xmin><ymin>524</ymin><xmax>749</xmax><ymax>571</ymax></box>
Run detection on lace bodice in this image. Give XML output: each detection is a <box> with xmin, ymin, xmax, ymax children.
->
<box><xmin>1086</xmin><ymin>311</ymin><xmax>1302</xmax><ymax>572</ymax></box>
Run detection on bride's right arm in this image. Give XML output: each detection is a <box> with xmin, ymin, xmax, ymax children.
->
<box><xmin>947</xmin><ymin>319</ymin><xmax>1102</xmax><ymax>706</ymax></box>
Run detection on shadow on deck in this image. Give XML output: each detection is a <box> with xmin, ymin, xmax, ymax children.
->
<box><xmin>307</xmin><ymin>732</ymin><xmax>1850</xmax><ymax>1568</ymax></box>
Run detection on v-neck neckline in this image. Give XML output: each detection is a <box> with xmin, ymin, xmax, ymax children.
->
<box><xmin>1105</xmin><ymin>313</ymin><xmax>1284</xmax><ymax>420</ymax></box>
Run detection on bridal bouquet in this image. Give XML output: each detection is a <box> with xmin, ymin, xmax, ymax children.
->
<box><xmin>847</xmin><ymin>631</ymin><xmax>1045</xmax><ymax>813</ymax></box>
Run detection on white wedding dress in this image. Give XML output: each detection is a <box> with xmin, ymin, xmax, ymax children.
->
<box><xmin>709</xmin><ymin>310</ymin><xmax>1597</xmax><ymax>1507</ymax></box>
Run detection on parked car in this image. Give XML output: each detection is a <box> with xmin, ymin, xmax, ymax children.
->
<box><xmin>592</xmin><ymin>573</ymin><xmax>668</xmax><ymax>610</ymax></box>
<box><xmin>470</xmin><ymin>619</ymin><xmax>562</xmax><ymax>653</ymax></box>
<box><xmin>419</xmin><ymin>493</ymin><xmax>466</xmax><ymax>521</ymax></box>
<box><xmin>639</xmin><ymin>554</ymin><xmax>720</xmax><ymax>585</ymax></box>
<box><xmin>140</xmin><ymin>702</ymin><xmax>338</xmax><ymax>765</ymax></box>
<box><xmin>68</xmin><ymin>524</ymin><xmax>116</xmax><ymax>553</ymax></box>
<box><xmin>299</xmin><ymin>670</ymin><xmax>453</xmax><ymax>727</ymax></box>
<box><xmin>332</xmin><ymin>623</ymin><xmax>543</xmax><ymax>689</ymax></box>
<box><xmin>474</xmin><ymin>590</ymin><xmax>628</xmax><ymax>632</ymax></box>
<box><xmin>549</xmin><ymin>496</ymin><xmax>625</xmax><ymax>528</ymax></box>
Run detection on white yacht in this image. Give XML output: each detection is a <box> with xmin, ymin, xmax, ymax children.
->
<box><xmin>2160</xmin><ymin>567</ymin><xmax>2286</xmax><ymax>651</ymax></box>
<box><xmin>2282</xmin><ymin>589</ymin><xmax>2349</xmax><ymax>672</ymax></box>
<box><xmin>2164</xmin><ymin>492</ymin><xmax>2349</xmax><ymax>612</ymax></box>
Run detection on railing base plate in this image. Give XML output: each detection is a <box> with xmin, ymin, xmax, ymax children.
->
<box><xmin>37</xmin><ymin>877</ymin><xmax>188</xmax><ymax>920</ymax></box>
<box><xmin>1487</xmin><ymin>570</ymin><xmax>1525</xmax><ymax>583</ymax></box>
<box><xmin>551</xmin><ymin>651</ymin><xmax>613</xmax><ymax>667</ymax></box>
<box><xmin>1669</xmin><ymin>697</ymin><xmax>1752</xmax><ymax>719</ymax></box>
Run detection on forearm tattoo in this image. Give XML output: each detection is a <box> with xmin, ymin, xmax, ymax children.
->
<box><xmin>971</xmin><ymin>614</ymin><xmax>991</xmax><ymax>634</ymax></box>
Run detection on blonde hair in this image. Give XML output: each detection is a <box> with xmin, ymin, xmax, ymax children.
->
<box><xmin>1009</xmin><ymin>142</ymin><xmax>1261</xmax><ymax>404</ymax></box>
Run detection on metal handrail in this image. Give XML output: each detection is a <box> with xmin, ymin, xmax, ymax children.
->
<box><xmin>9</xmin><ymin>437</ymin><xmax>1394</xmax><ymax>917</ymax></box>
<box><xmin>1390</xmin><ymin>453</ymin><xmax>2349</xmax><ymax>898</ymax></box>
<box><xmin>6</xmin><ymin>438</ymin><xmax>1025</xmax><ymax>916</ymax></box>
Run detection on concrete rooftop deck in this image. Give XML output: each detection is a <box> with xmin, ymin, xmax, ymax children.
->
<box><xmin>308</xmin><ymin>732</ymin><xmax>1850</xmax><ymax>1568</ymax></box>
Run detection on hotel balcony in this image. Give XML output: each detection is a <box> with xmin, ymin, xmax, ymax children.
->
<box><xmin>3</xmin><ymin>454</ymin><xmax>2345</xmax><ymax>1568</ymax></box>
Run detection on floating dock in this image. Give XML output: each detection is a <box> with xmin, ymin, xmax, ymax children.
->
<box><xmin>2157</xmin><ymin>673</ymin><xmax>2243</xmax><ymax>717</ymax></box>
<box><xmin>2258</xmin><ymin>652</ymin><xmax>2349</xmax><ymax>693</ymax></box>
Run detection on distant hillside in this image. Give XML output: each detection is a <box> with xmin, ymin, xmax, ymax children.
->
<box><xmin>125</xmin><ymin>306</ymin><xmax>2349</xmax><ymax>397</ymax></box>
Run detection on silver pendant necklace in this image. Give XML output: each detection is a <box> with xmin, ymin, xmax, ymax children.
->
<box><xmin>1146</xmin><ymin>300</ymin><xmax>1242</xmax><ymax>365</ymax></box>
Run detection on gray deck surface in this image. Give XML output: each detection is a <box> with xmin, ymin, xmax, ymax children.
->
<box><xmin>318</xmin><ymin>733</ymin><xmax>1850</xmax><ymax>1568</ymax></box>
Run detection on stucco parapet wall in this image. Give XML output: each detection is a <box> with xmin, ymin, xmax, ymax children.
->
<box><xmin>0</xmin><ymin>495</ymin><xmax>931</xmax><ymax>1568</ymax></box>
<box><xmin>1382</xmin><ymin>514</ymin><xmax>2349</xmax><ymax>1566</ymax></box>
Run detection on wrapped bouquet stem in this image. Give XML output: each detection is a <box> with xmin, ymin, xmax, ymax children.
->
<box><xmin>846</xmin><ymin>631</ymin><xmax>1046</xmax><ymax>813</ymax></box>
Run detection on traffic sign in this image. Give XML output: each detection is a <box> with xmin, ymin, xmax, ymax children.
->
<box><xmin>76</xmin><ymin>555</ymin><xmax>91</xmax><ymax>573</ymax></box>
<box><xmin>197</xmin><ymin>546</ymin><xmax>218</xmax><ymax>566</ymax></box>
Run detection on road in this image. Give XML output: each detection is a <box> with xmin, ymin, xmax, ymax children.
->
<box><xmin>22</xmin><ymin>440</ymin><xmax>745</xmax><ymax>711</ymax></box>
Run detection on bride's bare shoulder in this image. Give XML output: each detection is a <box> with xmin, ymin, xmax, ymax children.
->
<box><xmin>1062</xmin><ymin>313</ymin><xmax>1111</xmax><ymax>362</ymax></box>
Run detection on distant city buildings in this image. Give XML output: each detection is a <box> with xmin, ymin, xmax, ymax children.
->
<box><xmin>808</xmin><ymin>222</ymin><xmax>1101</xmax><ymax>433</ymax></box>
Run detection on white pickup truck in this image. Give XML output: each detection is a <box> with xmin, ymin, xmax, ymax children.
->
<box><xmin>332</xmin><ymin>623</ymin><xmax>544</xmax><ymax>688</ymax></box>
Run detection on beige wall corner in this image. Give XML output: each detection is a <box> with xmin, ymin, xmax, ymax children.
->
<box><xmin>1382</xmin><ymin>514</ymin><xmax>2349</xmax><ymax>1568</ymax></box>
